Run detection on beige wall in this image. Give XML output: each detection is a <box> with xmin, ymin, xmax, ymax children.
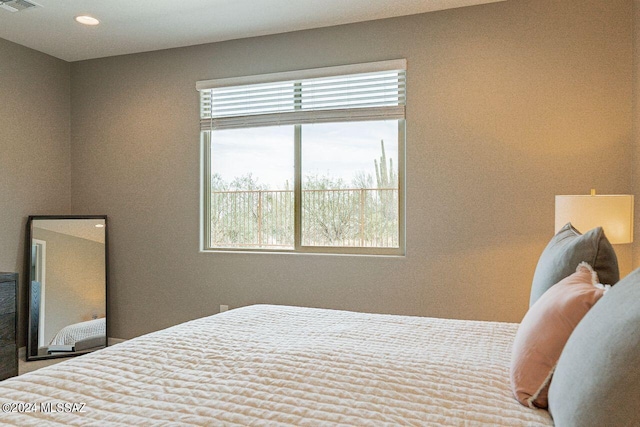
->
<box><xmin>0</xmin><ymin>38</ymin><xmax>71</xmax><ymax>345</ymax></box>
<box><xmin>32</xmin><ymin>227</ymin><xmax>105</xmax><ymax>345</ymax></box>
<box><xmin>634</xmin><ymin>0</ymin><xmax>640</xmax><ymax>268</ymax></box>
<box><xmin>67</xmin><ymin>0</ymin><xmax>634</xmax><ymax>340</ymax></box>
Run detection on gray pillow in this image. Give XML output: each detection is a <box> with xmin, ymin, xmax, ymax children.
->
<box><xmin>529</xmin><ymin>223</ymin><xmax>618</xmax><ymax>306</ymax></box>
<box><xmin>548</xmin><ymin>267</ymin><xmax>640</xmax><ymax>427</ymax></box>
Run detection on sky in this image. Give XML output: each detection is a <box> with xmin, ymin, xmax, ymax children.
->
<box><xmin>211</xmin><ymin>120</ymin><xmax>399</xmax><ymax>189</ymax></box>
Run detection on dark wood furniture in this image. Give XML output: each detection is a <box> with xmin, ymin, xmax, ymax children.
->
<box><xmin>0</xmin><ymin>272</ymin><xmax>18</xmax><ymax>381</ymax></box>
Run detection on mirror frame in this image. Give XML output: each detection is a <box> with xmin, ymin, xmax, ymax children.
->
<box><xmin>25</xmin><ymin>215</ymin><xmax>109</xmax><ymax>361</ymax></box>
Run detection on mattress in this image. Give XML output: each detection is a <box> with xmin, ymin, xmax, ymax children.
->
<box><xmin>0</xmin><ymin>305</ymin><xmax>553</xmax><ymax>426</ymax></box>
<box><xmin>49</xmin><ymin>317</ymin><xmax>106</xmax><ymax>346</ymax></box>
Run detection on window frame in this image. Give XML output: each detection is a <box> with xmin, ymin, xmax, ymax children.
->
<box><xmin>198</xmin><ymin>61</ymin><xmax>406</xmax><ymax>256</ymax></box>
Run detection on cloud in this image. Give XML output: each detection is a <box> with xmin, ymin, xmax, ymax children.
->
<box><xmin>211</xmin><ymin>120</ymin><xmax>399</xmax><ymax>188</ymax></box>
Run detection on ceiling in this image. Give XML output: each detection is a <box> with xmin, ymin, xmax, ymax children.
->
<box><xmin>34</xmin><ymin>219</ymin><xmax>106</xmax><ymax>244</ymax></box>
<box><xmin>0</xmin><ymin>0</ymin><xmax>505</xmax><ymax>62</ymax></box>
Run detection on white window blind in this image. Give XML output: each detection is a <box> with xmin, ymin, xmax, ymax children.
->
<box><xmin>197</xmin><ymin>59</ymin><xmax>406</xmax><ymax>130</ymax></box>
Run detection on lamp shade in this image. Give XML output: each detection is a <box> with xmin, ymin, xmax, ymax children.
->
<box><xmin>555</xmin><ymin>193</ymin><xmax>634</xmax><ymax>244</ymax></box>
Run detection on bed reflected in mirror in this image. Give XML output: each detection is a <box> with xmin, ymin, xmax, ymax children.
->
<box><xmin>26</xmin><ymin>216</ymin><xmax>108</xmax><ymax>360</ymax></box>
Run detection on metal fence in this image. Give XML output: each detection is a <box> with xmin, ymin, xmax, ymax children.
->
<box><xmin>209</xmin><ymin>188</ymin><xmax>398</xmax><ymax>249</ymax></box>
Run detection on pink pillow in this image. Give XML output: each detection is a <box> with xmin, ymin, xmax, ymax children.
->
<box><xmin>510</xmin><ymin>262</ymin><xmax>607</xmax><ymax>409</ymax></box>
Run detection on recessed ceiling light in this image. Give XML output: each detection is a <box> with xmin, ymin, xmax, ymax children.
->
<box><xmin>95</xmin><ymin>224</ymin><xmax>105</xmax><ymax>228</ymax></box>
<box><xmin>75</xmin><ymin>15</ymin><xmax>100</xmax><ymax>26</ymax></box>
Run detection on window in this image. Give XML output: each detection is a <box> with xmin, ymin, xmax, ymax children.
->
<box><xmin>198</xmin><ymin>60</ymin><xmax>406</xmax><ymax>255</ymax></box>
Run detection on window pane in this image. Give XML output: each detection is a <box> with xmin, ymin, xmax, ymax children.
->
<box><xmin>209</xmin><ymin>126</ymin><xmax>294</xmax><ymax>249</ymax></box>
<box><xmin>301</xmin><ymin>120</ymin><xmax>399</xmax><ymax>248</ymax></box>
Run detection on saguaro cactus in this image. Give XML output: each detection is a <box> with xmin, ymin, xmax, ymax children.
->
<box><xmin>374</xmin><ymin>140</ymin><xmax>397</xmax><ymax>188</ymax></box>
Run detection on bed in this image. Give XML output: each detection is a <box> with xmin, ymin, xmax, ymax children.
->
<box><xmin>0</xmin><ymin>304</ymin><xmax>552</xmax><ymax>426</ymax></box>
<box><xmin>49</xmin><ymin>317</ymin><xmax>106</xmax><ymax>346</ymax></box>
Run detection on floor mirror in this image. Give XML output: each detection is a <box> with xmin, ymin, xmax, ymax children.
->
<box><xmin>26</xmin><ymin>215</ymin><xmax>108</xmax><ymax>360</ymax></box>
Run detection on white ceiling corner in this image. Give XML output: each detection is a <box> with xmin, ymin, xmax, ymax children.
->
<box><xmin>0</xmin><ymin>0</ymin><xmax>506</xmax><ymax>62</ymax></box>
<box><xmin>34</xmin><ymin>219</ymin><xmax>106</xmax><ymax>244</ymax></box>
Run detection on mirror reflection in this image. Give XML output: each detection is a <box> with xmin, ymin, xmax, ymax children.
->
<box><xmin>27</xmin><ymin>216</ymin><xmax>107</xmax><ymax>360</ymax></box>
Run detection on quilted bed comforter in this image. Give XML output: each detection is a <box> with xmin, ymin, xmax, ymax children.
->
<box><xmin>49</xmin><ymin>317</ymin><xmax>106</xmax><ymax>346</ymax></box>
<box><xmin>0</xmin><ymin>305</ymin><xmax>553</xmax><ymax>426</ymax></box>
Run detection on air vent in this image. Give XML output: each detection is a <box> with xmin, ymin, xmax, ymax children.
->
<box><xmin>0</xmin><ymin>0</ymin><xmax>39</xmax><ymax>13</ymax></box>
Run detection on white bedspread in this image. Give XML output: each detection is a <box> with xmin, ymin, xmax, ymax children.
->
<box><xmin>49</xmin><ymin>317</ymin><xmax>106</xmax><ymax>346</ymax></box>
<box><xmin>0</xmin><ymin>305</ymin><xmax>553</xmax><ymax>426</ymax></box>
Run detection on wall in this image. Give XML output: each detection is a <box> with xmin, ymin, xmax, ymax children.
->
<box><xmin>32</xmin><ymin>227</ymin><xmax>105</xmax><ymax>345</ymax></box>
<box><xmin>634</xmin><ymin>0</ymin><xmax>640</xmax><ymax>267</ymax></box>
<box><xmin>69</xmin><ymin>0</ymin><xmax>634</xmax><ymax>339</ymax></box>
<box><xmin>0</xmin><ymin>38</ymin><xmax>71</xmax><ymax>345</ymax></box>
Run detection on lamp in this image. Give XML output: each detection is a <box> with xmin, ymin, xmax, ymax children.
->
<box><xmin>555</xmin><ymin>189</ymin><xmax>634</xmax><ymax>244</ymax></box>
